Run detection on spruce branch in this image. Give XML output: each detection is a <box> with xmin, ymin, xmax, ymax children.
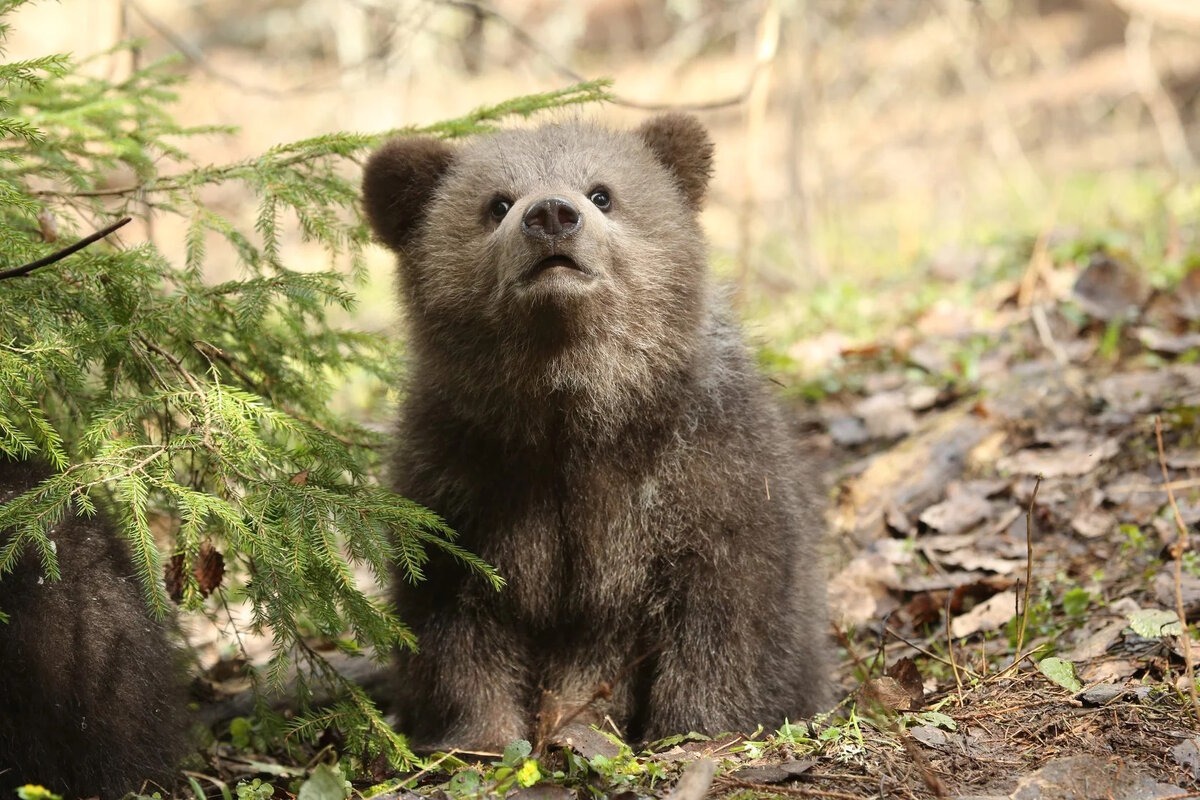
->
<box><xmin>0</xmin><ymin>216</ymin><xmax>130</xmax><ymax>280</ymax></box>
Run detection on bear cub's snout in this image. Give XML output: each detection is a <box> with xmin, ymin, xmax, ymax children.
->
<box><xmin>522</xmin><ymin>196</ymin><xmax>582</xmax><ymax>242</ymax></box>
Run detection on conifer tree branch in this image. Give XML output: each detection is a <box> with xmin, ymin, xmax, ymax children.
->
<box><xmin>0</xmin><ymin>216</ymin><xmax>130</xmax><ymax>280</ymax></box>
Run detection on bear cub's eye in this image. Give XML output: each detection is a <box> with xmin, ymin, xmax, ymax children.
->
<box><xmin>588</xmin><ymin>187</ymin><xmax>612</xmax><ymax>212</ymax></box>
<box><xmin>489</xmin><ymin>196</ymin><xmax>513</xmax><ymax>221</ymax></box>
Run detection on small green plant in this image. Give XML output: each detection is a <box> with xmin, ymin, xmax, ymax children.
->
<box><xmin>1061</xmin><ymin>586</ymin><xmax>1093</xmax><ymax>617</ymax></box>
<box><xmin>235</xmin><ymin>779</ymin><xmax>275</xmax><ymax>800</ymax></box>
<box><xmin>1120</xmin><ymin>523</ymin><xmax>1149</xmax><ymax>555</ymax></box>
<box><xmin>15</xmin><ymin>786</ymin><xmax>62</xmax><ymax>800</ymax></box>
<box><xmin>442</xmin><ymin>739</ymin><xmax>550</xmax><ymax>798</ymax></box>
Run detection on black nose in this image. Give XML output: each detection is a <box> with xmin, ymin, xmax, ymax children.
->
<box><xmin>521</xmin><ymin>197</ymin><xmax>581</xmax><ymax>241</ymax></box>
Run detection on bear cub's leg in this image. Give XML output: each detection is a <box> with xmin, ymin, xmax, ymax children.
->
<box><xmin>394</xmin><ymin>605</ymin><xmax>530</xmax><ymax>751</ymax></box>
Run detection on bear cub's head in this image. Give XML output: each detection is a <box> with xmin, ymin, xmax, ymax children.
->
<box><xmin>362</xmin><ymin>115</ymin><xmax>715</xmax><ymax>414</ymax></box>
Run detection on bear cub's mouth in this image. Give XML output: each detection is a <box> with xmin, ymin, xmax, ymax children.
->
<box><xmin>526</xmin><ymin>255</ymin><xmax>592</xmax><ymax>282</ymax></box>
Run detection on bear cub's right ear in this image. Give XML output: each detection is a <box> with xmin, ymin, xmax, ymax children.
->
<box><xmin>362</xmin><ymin>137</ymin><xmax>455</xmax><ymax>252</ymax></box>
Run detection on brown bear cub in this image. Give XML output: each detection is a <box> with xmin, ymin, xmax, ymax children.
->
<box><xmin>0</xmin><ymin>460</ymin><xmax>188</xmax><ymax>798</ymax></box>
<box><xmin>362</xmin><ymin>114</ymin><xmax>829</xmax><ymax>750</ymax></box>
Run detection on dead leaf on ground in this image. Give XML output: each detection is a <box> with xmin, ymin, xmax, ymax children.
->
<box><xmin>1062</xmin><ymin>618</ymin><xmax>1127</xmax><ymax>661</ymax></box>
<box><xmin>1166</xmin><ymin>450</ymin><xmax>1200</xmax><ymax>469</ymax></box>
<box><xmin>828</xmin><ymin>551</ymin><xmax>902</xmax><ymax>625</ymax></box>
<box><xmin>1104</xmin><ymin>472</ymin><xmax>1166</xmax><ymax>522</ymax></box>
<box><xmin>1079</xmin><ymin>658</ymin><xmax>1140</xmax><ymax>684</ymax></box>
<box><xmin>1071</xmin><ymin>254</ymin><xmax>1151</xmax><ymax>321</ymax></box>
<box><xmin>919</xmin><ymin>491</ymin><xmax>993</xmax><ymax>535</ymax></box>
<box><xmin>909</xmin><ymin>725</ymin><xmax>953</xmax><ymax>751</ymax></box>
<box><xmin>666</xmin><ymin>758</ymin><xmax>715</xmax><ymax>800</ymax></box>
<box><xmin>885</xmin><ymin>656</ymin><xmax>925</xmax><ymax>708</ymax></box>
<box><xmin>936</xmin><ymin>551</ymin><xmax>1025</xmax><ymax>575</ymax></box>
<box><xmin>1009</xmin><ymin>754</ymin><xmax>1182</xmax><ymax>800</ymax></box>
<box><xmin>1136</xmin><ymin>327</ymin><xmax>1200</xmax><ymax>355</ymax></box>
<box><xmin>1154</xmin><ymin>568</ymin><xmax>1200</xmax><ymax>615</ymax></box>
<box><xmin>827</xmin><ymin>414</ymin><xmax>870</xmax><ymax>446</ymax></box>
<box><xmin>1091</xmin><ymin>366</ymin><xmax>1200</xmax><ymax>415</ymax></box>
<box><xmin>836</xmin><ymin>408</ymin><xmax>992</xmax><ymax>543</ymax></box>
<box><xmin>860</xmin><ymin>676</ymin><xmax>920</xmax><ymax>711</ymax></box>
<box><xmin>950</xmin><ymin>590</ymin><xmax>1017</xmax><ymax>639</ymax></box>
<box><xmin>549</xmin><ymin>723</ymin><xmax>620</xmax><ymax>760</ymax></box>
<box><xmin>1071</xmin><ymin>509</ymin><xmax>1115</xmax><ymax>539</ymax></box>
<box><xmin>1176</xmin><ymin>267</ymin><xmax>1200</xmax><ymax>320</ymax></box>
<box><xmin>1171</xmin><ymin>738</ymin><xmax>1200</xmax><ymax>780</ymax></box>
<box><xmin>854</xmin><ymin>390</ymin><xmax>918</xmax><ymax>440</ymax></box>
<box><xmin>1076</xmin><ymin>683</ymin><xmax>1124</xmax><ymax>706</ymax></box>
<box><xmin>998</xmin><ymin>438</ymin><xmax>1119</xmax><ymax>478</ymax></box>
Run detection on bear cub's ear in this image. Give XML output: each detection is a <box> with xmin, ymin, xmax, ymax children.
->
<box><xmin>636</xmin><ymin>113</ymin><xmax>714</xmax><ymax>210</ymax></box>
<box><xmin>362</xmin><ymin>137</ymin><xmax>455</xmax><ymax>252</ymax></box>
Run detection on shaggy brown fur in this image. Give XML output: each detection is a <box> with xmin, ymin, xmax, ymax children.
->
<box><xmin>0</xmin><ymin>460</ymin><xmax>188</xmax><ymax>798</ymax></box>
<box><xmin>363</xmin><ymin>114</ymin><xmax>829</xmax><ymax>750</ymax></box>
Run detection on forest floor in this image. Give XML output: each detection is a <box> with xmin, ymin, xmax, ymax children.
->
<box><xmin>182</xmin><ymin>226</ymin><xmax>1200</xmax><ymax>799</ymax></box>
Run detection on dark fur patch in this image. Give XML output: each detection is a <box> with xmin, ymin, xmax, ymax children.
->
<box><xmin>362</xmin><ymin>137</ymin><xmax>455</xmax><ymax>252</ymax></box>
<box><xmin>636</xmin><ymin>113</ymin><xmax>714</xmax><ymax>209</ymax></box>
<box><xmin>0</xmin><ymin>461</ymin><xmax>189</xmax><ymax>799</ymax></box>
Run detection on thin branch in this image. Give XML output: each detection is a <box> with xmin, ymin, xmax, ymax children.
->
<box><xmin>1014</xmin><ymin>475</ymin><xmax>1041</xmax><ymax>660</ymax></box>
<box><xmin>436</xmin><ymin>0</ymin><xmax>763</xmax><ymax>112</ymax></box>
<box><xmin>1155</xmin><ymin>415</ymin><xmax>1200</xmax><ymax>725</ymax></box>
<box><xmin>886</xmin><ymin>625</ymin><xmax>981</xmax><ymax>681</ymax></box>
<box><xmin>945</xmin><ymin>592</ymin><xmax>966</xmax><ymax>707</ymax></box>
<box><xmin>0</xmin><ymin>217</ymin><xmax>131</xmax><ymax>280</ymax></box>
<box><xmin>1126</xmin><ymin>15</ymin><xmax>1197</xmax><ymax>174</ymax></box>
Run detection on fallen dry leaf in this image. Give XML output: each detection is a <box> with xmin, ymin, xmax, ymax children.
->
<box><xmin>1136</xmin><ymin>327</ymin><xmax>1200</xmax><ymax>355</ymax></box>
<box><xmin>885</xmin><ymin>656</ymin><xmax>925</xmax><ymax>709</ymax></box>
<box><xmin>919</xmin><ymin>491</ymin><xmax>992</xmax><ymax>535</ymax></box>
<box><xmin>997</xmin><ymin>438</ymin><xmax>1119</xmax><ymax>478</ymax></box>
<box><xmin>854</xmin><ymin>390</ymin><xmax>918</xmax><ymax>440</ymax></box>
<box><xmin>1071</xmin><ymin>253</ymin><xmax>1151</xmax><ymax>321</ymax></box>
<box><xmin>950</xmin><ymin>589</ymin><xmax>1017</xmax><ymax>639</ymax></box>
<box><xmin>1009</xmin><ymin>754</ymin><xmax>1182</xmax><ymax>800</ymax></box>
<box><xmin>1177</xmin><ymin>267</ymin><xmax>1200</xmax><ymax>321</ymax></box>
<box><xmin>1071</xmin><ymin>509</ymin><xmax>1115</xmax><ymax>539</ymax></box>
<box><xmin>860</xmin><ymin>676</ymin><xmax>919</xmax><ymax>711</ymax></box>
<box><xmin>1092</xmin><ymin>366</ymin><xmax>1200</xmax><ymax>415</ymax></box>
<box><xmin>936</xmin><ymin>551</ymin><xmax>1025</xmax><ymax>575</ymax></box>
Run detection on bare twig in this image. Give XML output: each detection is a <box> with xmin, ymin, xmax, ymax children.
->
<box><xmin>0</xmin><ymin>217</ymin><xmax>131</xmax><ymax>280</ymax></box>
<box><xmin>885</xmin><ymin>626</ymin><xmax>981</xmax><ymax>680</ymax></box>
<box><xmin>1126</xmin><ymin>15</ymin><xmax>1197</xmax><ymax>174</ymax></box>
<box><xmin>735</xmin><ymin>0</ymin><xmax>782</xmax><ymax>301</ymax></box>
<box><xmin>437</xmin><ymin>0</ymin><xmax>764</xmax><ymax>111</ymax></box>
<box><xmin>124</xmin><ymin>0</ymin><xmax>307</xmax><ymax>97</ymax></box>
<box><xmin>137</xmin><ymin>335</ymin><xmax>203</xmax><ymax>395</ymax></box>
<box><xmin>937</xmin><ymin>0</ymin><xmax>1044</xmax><ymax>206</ymax></box>
<box><xmin>945</xmin><ymin>592</ymin><xmax>966</xmax><ymax>707</ymax></box>
<box><xmin>1014</xmin><ymin>475</ymin><xmax>1042</xmax><ymax>659</ymax></box>
<box><xmin>1155</xmin><ymin>415</ymin><xmax>1200</xmax><ymax>725</ymax></box>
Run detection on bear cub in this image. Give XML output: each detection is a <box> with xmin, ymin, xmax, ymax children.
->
<box><xmin>0</xmin><ymin>460</ymin><xmax>188</xmax><ymax>798</ymax></box>
<box><xmin>362</xmin><ymin>114</ymin><xmax>829</xmax><ymax>750</ymax></box>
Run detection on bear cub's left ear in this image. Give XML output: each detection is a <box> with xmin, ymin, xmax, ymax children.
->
<box><xmin>636</xmin><ymin>113</ymin><xmax>714</xmax><ymax>211</ymax></box>
<box><xmin>362</xmin><ymin>137</ymin><xmax>455</xmax><ymax>253</ymax></box>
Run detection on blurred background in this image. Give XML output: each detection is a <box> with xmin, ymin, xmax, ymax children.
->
<box><xmin>7</xmin><ymin>0</ymin><xmax>1200</xmax><ymax>374</ymax></box>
